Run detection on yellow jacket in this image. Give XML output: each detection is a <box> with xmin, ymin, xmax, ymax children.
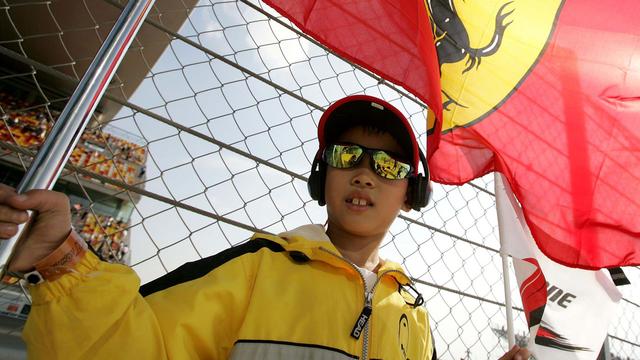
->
<box><xmin>24</xmin><ymin>225</ymin><xmax>434</xmax><ymax>359</ymax></box>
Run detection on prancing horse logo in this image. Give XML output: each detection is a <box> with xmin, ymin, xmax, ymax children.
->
<box><xmin>398</xmin><ymin>314</ymin><xmax>410</xmax><ymax>359</ymax></box>
<box><xmin>426</xmin><ymin>0</ymin><xmax>564</xmax><ymax>132</ymax></box>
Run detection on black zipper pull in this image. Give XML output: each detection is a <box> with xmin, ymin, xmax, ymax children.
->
<box><xmin>350</xmin><ymin>292</ymin><xmax>373</xmax><ymax>339</ymax></box>
<box><xmin>350</xmin><ymin>305</ymin><xmax>371</xmax><ymax>339</ymax></box>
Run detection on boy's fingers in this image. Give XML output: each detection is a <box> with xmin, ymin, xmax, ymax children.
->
<box><xmin>0</xmin><ymin>186</ymin><xmax>69</xmax><ymax>215</ymax></box>
<box><xmin>0</xmin><ymin>205</ymin><xmax>29</xmax><ymax>224</ymax></box>
<box><xmin>0</xmin><ymin>222</ymin><xmax>19</xmax><ymax>238</ymax></box>
<box><xmin>0</xmin><ymin>184</ymin><xmax>18</xmax><ymax>203</ymax></box>
<box><xmin>499</xmin><ymin>345</ymin><xmax>521</xmax><ymax>360</ymax></box>
<box><xmin>6</xmin><ymin>189</ymin><xmax>69</xmax><ymax>213</ymax></box>
<box><xmin>516</xmin><ymin>348</ymin><xmax>530</xmax><ymax>360</ymax></box>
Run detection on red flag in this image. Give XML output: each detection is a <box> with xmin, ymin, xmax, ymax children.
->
<box><xmin>262</xmin><ymin>0</ymin><xmax>443</xmax><ymax>158</ymax></box>
<box><xmin>427</xmin><ymin>0</ymin><xmax>640</xmax><ymax>268</ymax></box>
<box><xmin>265</xmin><ymin>0</ymin><xmax>640</xmax><ymax>268</ymax></box>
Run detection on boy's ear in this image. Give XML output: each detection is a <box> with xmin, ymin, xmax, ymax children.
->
<box><xmin>401</xmin><ymin>196</ymin><xmax>412</xmax><ymax>212</ymax></box>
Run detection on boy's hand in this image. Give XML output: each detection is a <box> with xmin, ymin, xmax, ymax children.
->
<box><xmin>0</xmin><ymin>184</ymin><xmax>72</xmax><ymax>273</ymax></box>
<box><xmin>498</xmin><ymin>345</ymin><xmax>531</xmax><ymax>360</ymax></box>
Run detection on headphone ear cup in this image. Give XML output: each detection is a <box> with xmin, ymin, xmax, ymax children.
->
<box><xmin>406</xmin><ymin>149</ymin><xmax>431</xmax><ymax>211</ymax></box>
<box><xmin>408</xmin><ymin>176</ymin><xmax>431</xmax><ymax>211</ymax></box>
<box><xmin>308</xmin><ymin>158</ymin><xmax>327</xmax><ymax>206</ymax></box>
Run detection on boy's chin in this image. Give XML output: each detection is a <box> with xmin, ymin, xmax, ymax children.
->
<box><xmin>331</xmin><ymin>219</ymin><xmax>391</xmax><ymax>238</ymax></box>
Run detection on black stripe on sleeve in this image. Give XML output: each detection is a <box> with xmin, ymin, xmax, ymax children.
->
<box><xmin>139</xmin><ymin>238</ymin><xmax>285</xmax><ymax>297</ymax></box>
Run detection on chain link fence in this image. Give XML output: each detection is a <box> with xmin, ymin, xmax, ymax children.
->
<box><xmin>0</xmin><ymin>0</ymin><xmax>638</xmax><ymax>358</ymax></box>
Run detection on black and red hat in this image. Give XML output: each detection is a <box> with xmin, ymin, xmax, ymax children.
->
<box><xmin>316</xmin><ymin>94</ymin><xmax>420</xmax><ymax>176</ymax></box>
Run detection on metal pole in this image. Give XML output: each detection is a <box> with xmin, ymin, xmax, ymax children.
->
<box><xmin>0</xmin><ymin>0</ymin><xmax>155</xmax><ymax>273</ymax></box>
<box><xmin>500</xmin><ymin>250</ymin><xmax>516</xmax><ymax>348</ymax></box>
<box><xmin>495</xmin><ymin>173</ymin><xmax>516</xmax><ymax>348</ymax></box>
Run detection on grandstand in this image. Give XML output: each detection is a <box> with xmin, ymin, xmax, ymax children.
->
<box><xmin>0</xmin><ymin>86</ymin><xmax>147</xmax><ymax>356</ymax></box>
<box><xmin>0</xmin><ymin>0</ymin><xmax>184</xmax><ymax>355</ymax></box>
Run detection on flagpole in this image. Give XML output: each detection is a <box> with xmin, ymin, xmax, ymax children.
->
<box><xmin>495</xmin><ymin>173</ymin><xmax>516</xmax><ymax>348</ymax></box>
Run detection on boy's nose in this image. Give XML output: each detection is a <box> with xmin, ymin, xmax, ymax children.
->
<box><xmin>351</xmin><ymin>157</ymin><xmax>376</xmax><ymax>187</ymax></box>
<box><xmin>351</xmin><ymin>175</ymin><xmax>374</xmax><ymax>187</ymax></box>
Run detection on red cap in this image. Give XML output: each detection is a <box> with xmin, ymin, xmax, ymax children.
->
<box><xmin>317</xmin><ymin>95</ymin><xmax>420</xmax><ymax>175</ymax></box>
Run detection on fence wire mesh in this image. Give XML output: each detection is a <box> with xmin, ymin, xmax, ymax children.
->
<box><xmin>0</xmin><ymin>0</ymin><xmax>639</xmax><ymax>359</ymax></box>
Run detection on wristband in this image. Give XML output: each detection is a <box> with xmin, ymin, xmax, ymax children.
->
<box><xmin>22</xmin><ymin>231</ymin><xmax>88</xmax><ymax>284</ymax></box>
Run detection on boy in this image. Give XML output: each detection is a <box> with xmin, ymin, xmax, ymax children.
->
<box><xmin>0</xmin><ymin>95</ymin><xmax>528</xmax><ymax>359</ymax></box>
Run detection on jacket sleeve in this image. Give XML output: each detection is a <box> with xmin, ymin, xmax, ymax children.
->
<box><xmin>23</xmin><ymin>251</ymin><xmax>166</xmax><ymax>359</ymax></box>
<box><xmin>23</xmin><ymin>247</ymin><xmax>257</xmax><ymax>359</ymax></box>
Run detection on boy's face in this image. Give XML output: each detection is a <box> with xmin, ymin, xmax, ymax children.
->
<box><xmin>325</xmin><ymin>126</ymin><xmax>411</xmax><ymax>238</ymax></box>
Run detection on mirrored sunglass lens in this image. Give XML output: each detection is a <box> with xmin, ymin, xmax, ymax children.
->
<box><xmin>372</xmin><ymin>152</ymin><xmax>411</xmax><ymax>179</ymax></box>
<box><xmin>326</xmin><ymin>145</ymin><xmax>363</xmax><ymax>168</ymax></box>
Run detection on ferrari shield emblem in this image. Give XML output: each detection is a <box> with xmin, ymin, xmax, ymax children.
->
<box><xmin>426</xmin><ymin>0</ymin><xmax>564</xmax><ymax>132</ymax></box>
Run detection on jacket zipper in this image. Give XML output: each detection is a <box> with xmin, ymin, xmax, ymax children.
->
<box><xmin>318</xmin><ymin>248</ymin><xmax>407</xmax><ymax>359</ymax></box>
<box><xmin>358</xmin><ymin>269</ymin><xmax>406</xmax><ymax>359</ymax></box>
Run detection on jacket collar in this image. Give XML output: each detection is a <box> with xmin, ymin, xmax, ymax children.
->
<box><xmin>251</xmin><ymin>224</ymin><xmax>413</xmax><ymax>285</ymax></box>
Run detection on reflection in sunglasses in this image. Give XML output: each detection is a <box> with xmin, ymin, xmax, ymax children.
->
<box><xmin>324</xmin><ymin>144</ymin><xmax>412</xmax><ymax>180</ymax></box>
<box><xmin>340</xmin><ymin>153</ymin><xmax>359</xmax><ymax>166</ymax></box>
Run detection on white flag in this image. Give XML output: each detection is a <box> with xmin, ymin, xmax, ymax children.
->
<box><xmin>495</xmin><ymin>174</ymin><xmax>621</xmax><ymax>360</ymax></box>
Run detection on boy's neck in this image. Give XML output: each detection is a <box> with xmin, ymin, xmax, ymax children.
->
<box><xmin>326</xmin><ymin>225</ymin><xmax>383</xmax><ymax>272</ymax></box>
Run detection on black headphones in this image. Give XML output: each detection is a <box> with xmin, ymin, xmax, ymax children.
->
<box><xmin>307</xmin><ymin>148</ymin><xmax>432</xmax><ymax>211</ymax></box>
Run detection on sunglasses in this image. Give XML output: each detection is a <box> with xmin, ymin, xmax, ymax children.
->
<box><xmin>322</xmin><ymin>143</ymin><xmax>413</xmax><ymax>180</ymax></box>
